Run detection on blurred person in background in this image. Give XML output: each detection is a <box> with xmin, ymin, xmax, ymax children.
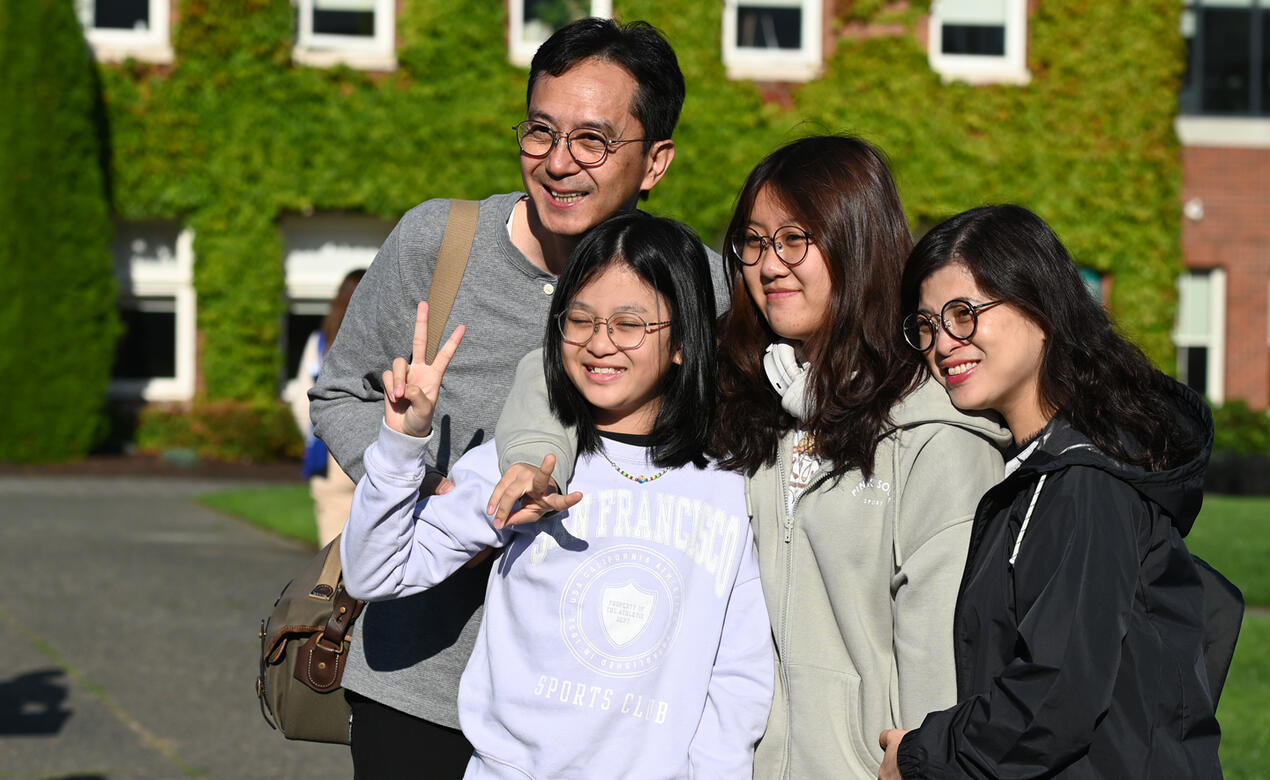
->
<box><xmin>291</xmin><ymin>268</ymin><xmax>365</xmax><ymax>547</ymax></box>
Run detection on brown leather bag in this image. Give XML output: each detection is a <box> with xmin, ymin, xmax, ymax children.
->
<box><xmin>257</xmin><ymin>538</ymin><xmax>363</xmax><ymax>743</ymax></box>
<box><xmin>255</xmin><ymin>199</ymin><xmax>480</xmax><ymax>743</ymax></box>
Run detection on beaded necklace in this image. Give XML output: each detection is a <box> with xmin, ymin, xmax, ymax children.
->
<box><xmin>599</xmin><ymin>448</ymin><xmax>671</xmax><ymax>484</ymax></box>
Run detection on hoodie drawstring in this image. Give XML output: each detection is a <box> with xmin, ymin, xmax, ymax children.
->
<box><xmin>1010</xmin><ymin>474</ymin><xmax>1047</xmax><ymax>566</ymax></box>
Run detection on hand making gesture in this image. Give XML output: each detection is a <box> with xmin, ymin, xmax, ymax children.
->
<box><xmin>486</xmin><ymin>455</ymin><xmax>583</xmax><ymax>529</ymax></box>
<box><xmin>383</xmin><ymin>301</ymin><xmax>465</xmax><ymax>438</ymax></box>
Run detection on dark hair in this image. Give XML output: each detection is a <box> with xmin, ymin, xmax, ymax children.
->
<box><xmin>528</xmin><ymin>18</ymin><xmax>685</xmax><ymax>146</ymax></box>
<box><xmin>900</xmin><ymin>204</ymin><xmax>1196</xmax><ymax>470</ymax></box>
<box><xmin>322</xmin><ymin>269</ymin><xmax>366</xmax><ymax>347</ymax></box>
<box><xmin>543</xmin><ymin>210</ymin><xmax>717</xmax><ymax>468</ymax></box>
<box><xmin>714</xmin><ymin>135</ymin><xmax>921</xmax><ymax>479</ymax></box>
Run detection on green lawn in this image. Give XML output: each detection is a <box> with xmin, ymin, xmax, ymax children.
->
<box><xmin>1188</xmin><ymin>495</ymin><xmax>1270</xmax><ymax>606</ymax></box>
<box><xmin>1219</xmin><ymin>614</ymin><xmax>1270</xmax><ymax>779</ymax></box>
<box><xmin>203</xmin><ymin>485</ymin><xmax>1268</xmax><ymax>773</ymax></box>
<box><xmin>196</xmin><ymin>484</ymin><xmax>318</xmax><ymax>546</ymax></box>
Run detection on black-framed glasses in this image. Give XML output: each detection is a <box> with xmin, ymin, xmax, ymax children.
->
<box><xmin>729</xmin><ymin>226</ymin><xmax>815</xmax><ymax>267</ymax></box>
<box><xmin>903</xmin><ymin>298</ymin><xmax>1005</xmax><ymax>352</ymax></box>
<box><xmin>513</xmin><ymin>121</ymin><xmax>646</xmax><ymax>167</ymax></box>
<box><xmin>558</xmin><ymin>309</ymin><xmax>671</xmax><ymax>350</ymax></box>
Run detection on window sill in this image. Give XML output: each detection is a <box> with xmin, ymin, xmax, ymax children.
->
<box><xmin>292</xmin><ymin>47</ymin><xmax>397</xmax><ymax>72</ymax></box>
<box><xmin>723</xmin><ymin>55</ymin><xmax>822</xmax><ymax>83</ymax></box>
<box><xmin>930</xmin><ymin>59</ymin><xmax>1031</xmax><ymax>86</ymax></box>
<box><xmin>88</xmin><ymin>42</ymin><xmax>174</xmax><ymax>65</ymax></box>
<box><xmin>1176</xmin><ymin>116</ymin><xmax>1270</xmax><ymax>149</ymax></box>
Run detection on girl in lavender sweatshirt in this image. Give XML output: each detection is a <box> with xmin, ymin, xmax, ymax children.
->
<box><xmin>341</xmin><ymin>211</ymin><xmax>773</xmax><ymax>779</ymax></box>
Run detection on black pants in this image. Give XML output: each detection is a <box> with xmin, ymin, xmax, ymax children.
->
<box><xmin>346</xmin><ymin>690</ymin><xmax>474</xmax><ymax>779</ymax></box>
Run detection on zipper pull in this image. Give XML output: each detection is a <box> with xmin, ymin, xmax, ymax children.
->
<box><xmin>784</xmin><ymin>515</ymin><xmax>793</xmax><ymax>543</ymax></box>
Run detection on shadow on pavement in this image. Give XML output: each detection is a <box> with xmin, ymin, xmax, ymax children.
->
<box><xmin>0</xmin><ymin>667</ymin><xmax>72</xmax><ymax>736</ymax></box>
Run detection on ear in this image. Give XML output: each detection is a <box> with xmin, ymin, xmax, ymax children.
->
<box><xmin>639</xmin><ymin>140</ymin><xmax>676</xmax><ymax>193</ymax></box>
<box><xmin>671</xmin><ymin>346</ymin><xmax>683</xmax><ymax>366</ymax></box>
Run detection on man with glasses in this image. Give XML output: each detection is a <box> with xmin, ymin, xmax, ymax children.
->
<box><xmin>309</xmin><ymin>17</ymin><xmax>728</xmax><ymax>778</ymax></box>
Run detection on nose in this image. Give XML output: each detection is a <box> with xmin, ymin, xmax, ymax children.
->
<box><xmin>544</xmin><ymin>137</ymin><xmax>581</xmax><ymax>177</ymax></box>
<box><xmin>758</xmin><ymin>244</ymin><xmax>788</xmax><ymax>279</ymax></box>
<box><xmin>586</xmin><ymin>323</ymin><xmax>620</xmax><ymax>356</ymax></box>
<box><xmin>931</xmin><ymin>320</ymin><xmax>965</xmax><ymax>355</ymax></box>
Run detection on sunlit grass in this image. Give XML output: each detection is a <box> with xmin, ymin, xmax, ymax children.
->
<box><xmin>195</xmin><ymin>484</ymin><xmax>317</xmax><ymax>546</ymax></box>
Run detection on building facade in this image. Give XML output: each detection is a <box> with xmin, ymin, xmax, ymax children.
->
<box><xmin>77</xmin><ymin>0</ymin><xmax>1269</xmax><ymax>417</ymax></box>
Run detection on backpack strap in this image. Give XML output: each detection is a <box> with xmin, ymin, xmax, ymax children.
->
<box><xmin>425</xmin><ymin>199</ymin><xmax>480</xmax><ymax>362</ymax></box>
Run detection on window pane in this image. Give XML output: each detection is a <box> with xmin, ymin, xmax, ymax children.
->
<box><xmin>113</xmin><ymin>300</ymin><xmax>176</xmax><ymax>380</ymax></box>
<box><xmin>94</xmin><ymin>0</ymin><xmax>150</xmax><ymax>30</ymax></box>
<box><xmin>1078</xmin><ymin>267</ymin><xmax>1103</xmax><ymax>302</ymax></box>
<box><xmin>285</xmin><ymin>311</ymin><xmax>327</xmax><ymax>379</ymax></box>
<box><xmin>1178</xmin><ymin>346</ymin><xmax>1210</xmax><ymax>397</ymax></box>
<box><xmin>313</xmin><ymin>0</ymin><xmax>376</xmax><ymax>38</ymax></box>
<box><xmin>524</xmin><ymin>0</ymin><xmax>587</xmax><ymax>33</ymax></box>
<box><xmin>1199</xmin><ymin>8</ymin><xmax>1252</xmax><ymax>112</ymax></box>
<box><xmin>941</xmin><ymin>24</ymin><xmax>1006</xmax><ymax>56</ymax></box>
<box><xmin>1262</xmin><ymin>10</ymin><xmax>1269</xmax><ymax>113</ymax></box>
<box><xmin>1176</xmin><ymin>271</ymin><xmax>1213</xmax><ymax>340</ymax></box>
<box><xmin>736</xmin><ymin>6</ymin><xmax>803</xmax><ymax>50</ymax></box>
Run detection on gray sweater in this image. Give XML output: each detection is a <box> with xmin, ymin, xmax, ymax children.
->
<box><xmin>309</xmin><ymin>192</ymin><xmax>730</xmax><ymax>726</ymax></box>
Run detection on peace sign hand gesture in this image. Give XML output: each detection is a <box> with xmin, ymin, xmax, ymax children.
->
<box><xmin>382</xmin><ymin>301</ymin><xmax>466</xmax><ymax>438</ymax></box>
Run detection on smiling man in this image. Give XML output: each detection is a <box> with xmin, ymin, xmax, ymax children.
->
<box><xmin>308</xmin><ymin>18</ymin><xmax>729</xmax><ymax>779</ymax></box>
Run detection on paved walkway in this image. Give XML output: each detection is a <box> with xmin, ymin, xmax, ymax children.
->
<box><xmin>0</xmin><ymin>475</ymin><xmax>353</xmax><ymax>779</ymax></box>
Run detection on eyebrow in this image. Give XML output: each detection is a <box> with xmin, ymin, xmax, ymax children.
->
<box><xmin>568</xmin><ymin>300</ymin><xmax>651</xmax><ymax>315</ymax></box>
<box><xmin>526</xmin><ymin>110</ymin><xmax>622</xmax><ymax>138</ymax></box>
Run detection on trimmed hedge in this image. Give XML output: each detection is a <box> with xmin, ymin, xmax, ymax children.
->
<box><xmin>0</xmin><ymin>1</ymin><xmax>120</xmax><ymax>462</ymax></box>
<box><xmin>136</xmin><ymin>399</ymin><xmax>303</xmax><ymax>463</ymax></box>
<box><xmin>89</xmin><ymin>0</ymin><xmax>1188</xmax><ymax>457</ymax></box>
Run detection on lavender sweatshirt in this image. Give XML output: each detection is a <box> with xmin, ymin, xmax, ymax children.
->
<box><xmin>342</xmin><ymin>422</ymin><xmax>773</xmax><ymax>779</ymax></box>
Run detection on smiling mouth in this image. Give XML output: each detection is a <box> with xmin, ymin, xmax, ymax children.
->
<box><xmin>547</xmin><ymin>187</ymin><xmax>586</xmax><ymax>203</ymax></box>
<box><xmin>587</xmin><ymin>366</ymin><xmax>625</xmax><ymax>376</ymax></box>
<box><xmin>945</xmin><ymin>361</ymin><xmax>978</xmax><ymax>377</ymax></box>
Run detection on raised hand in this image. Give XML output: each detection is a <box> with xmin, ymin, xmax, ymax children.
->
<box><xmin>486</xmin><ymin>454</ymin><xmax>583</xmax><ymax>529</ymax></box>
<box><xmin>382</xmin><ymin>301</ymin><xmax>465</xmax><ymax>438</ymax></box>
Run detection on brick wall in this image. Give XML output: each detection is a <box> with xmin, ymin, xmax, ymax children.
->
<box><xmin>1181</xmin><ymin>146</ymin><xmax>1270</xmax><ymax>408</ymax></box>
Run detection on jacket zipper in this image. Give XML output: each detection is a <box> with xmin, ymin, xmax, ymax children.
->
<box><xmin>775</xmin><ymin>443</ymin><xmax>796</xmax><ymax>779</ymax></box>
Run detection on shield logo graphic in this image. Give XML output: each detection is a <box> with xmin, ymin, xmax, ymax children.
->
<box><xmin>600</xmin><ymin>581</ymin><xmax>656</xmax><ymax>648</ymax></box>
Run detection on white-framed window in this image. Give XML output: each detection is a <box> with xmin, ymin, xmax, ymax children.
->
<box><xmin>722</xmin><ymin>0</ymin><xmax>823</xmax><ymax>82</ymax></box>
<box><xmin>928</xmin><ymin>0</ymin><xmax>1030</xmax><ymax>85</ymax></box>
<box><xmin>1176</xmin><ymin>0</ymin><xmax>1270</xmax><ymax>145</ymax></box>
<box><xmin>294</xmin><ymin>0</ymin><xmax>396</xmax><ymax>70</ymax></box>
<box><xmin>279</xmin><ymin>213</ymin><xmax>392</xmax><ymax>410</ymax></box>
<box><xmin>76</xmin><ymin>0</ymin><xmax>173</xmax><ymax>63</ymax></box>
<box><xmin>1173</xmin><ymin>268</ymin><xmax>1227</xmax><ymax>402</ymax></box>
<box><xmin>110</xmin><ymin>223</ymin><xmax>196</xmax><ymax>403</ymax></box>
<box><xmin>508</xmin><ymin>0</ymin><xmax>613</xmax><ymax>67</ymax></box>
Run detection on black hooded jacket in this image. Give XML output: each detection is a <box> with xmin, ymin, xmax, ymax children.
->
<box><xmin>896</xmin><ymin>377</ymin><xmax>1223</xmax><ymax>778</ymax></box>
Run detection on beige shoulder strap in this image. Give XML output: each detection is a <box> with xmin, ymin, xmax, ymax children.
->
<box><xmin>425</xmin><ymin>199</ymin><xmax>480</xmax><ymax>362</ymax></box>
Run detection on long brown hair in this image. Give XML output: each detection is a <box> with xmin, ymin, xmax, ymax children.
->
<box><xmin>714</xmin><ymin>136</ymin><xmax>921</xmax><ymax>479</ymax></box>
<box><xmin>321</xmin><ymin>269</ymin><xmax>366</xmax><ymax>349</ymax></box>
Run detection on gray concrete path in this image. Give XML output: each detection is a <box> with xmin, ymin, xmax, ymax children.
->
<box><xmin>0</xmin><ymin>475</ymin><xmax>354</xmax><ymax>779</ymax></box>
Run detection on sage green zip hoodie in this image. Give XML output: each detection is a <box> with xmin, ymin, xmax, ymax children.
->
<box><xmin>746</xmin><ymin>378</ymin><xmax>1008</xmax><ymax>779</ymax></box>
<box><xmin>495</xmin><ymin>353</ymin><xmax>1010</xmax><ymax>779</ymax></box>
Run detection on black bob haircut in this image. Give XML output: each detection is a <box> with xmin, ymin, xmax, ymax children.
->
<box><xmin>543</xmin><ymin>210</ymin><xmax>717</xmax><ymax>469</ymax></box>
<box><xmin>528</xmin><ymin>17</ymin><xmax>685</xmax><ymax>147</ymax></box>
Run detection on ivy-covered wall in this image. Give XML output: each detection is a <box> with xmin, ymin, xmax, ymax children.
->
<box><xmin>98</xmin><ymin>0</ymin><xmax>1183</xmax><ymax>409</ymax></box>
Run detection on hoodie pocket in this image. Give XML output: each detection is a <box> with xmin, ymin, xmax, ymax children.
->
<box><xmin>784</xmin><ymin>663</ymin><xmax>879</xmax><ymax>777</ymax></box>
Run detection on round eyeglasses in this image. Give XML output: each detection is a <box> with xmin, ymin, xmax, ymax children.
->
<box><xmin>903</xmin><ymin>298</ymin><xmax>1005</xmax><ymax>352</ymax></box>
<box><xmin>729</xmin><ymin>226</ymin><xmax>815</xmax><ymax>267</ymax></box>
<box><xmin>514</xmin><ymin>121</ymin><xmax>646</xmax><ymax>167</ymax></box>
<box><xmin>558</xmin><ymin>309</ymin><xmax>671</xmax><ymax>351</ymax></box>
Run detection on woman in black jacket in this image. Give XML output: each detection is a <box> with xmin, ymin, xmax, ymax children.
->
<box><xmin>880</xmin><ymin>204</ymin><xmax>1223</xmax><ymax>778</ymax></box>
